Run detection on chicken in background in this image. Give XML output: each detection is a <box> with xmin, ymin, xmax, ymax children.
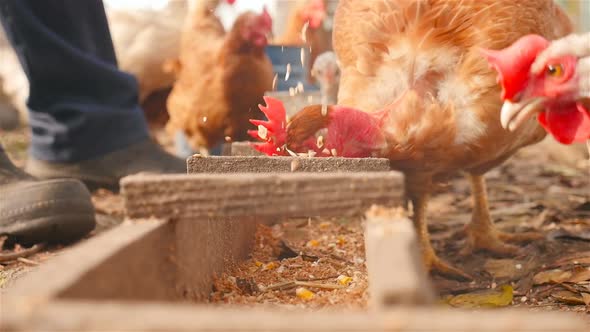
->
<box><xmin>103</xmin><ymin>1</ymin><xmax>189</xmax><ymax>129</ymax></box>
<box><xmin>107</xmin><ymin>1</ymin><xmax>186</xmax><ymax>103</ymax></box>
<box><xmin>274</xmin><ymin>0</ymin><xmax>332</xmax><ymax>84</ymax></box>
<box><xmin>311</xmin><ymin>51</ymin><xmax>340</xmax><ymax>105</ymax></box>
<box><xmin>483</xmin><ymin>32</ymin><xmax>590</xmax><ymax>147</ymax></box>
<box><xmin>166</xmin><ymin>2</ymin><xmax>273</xmax><ymax>156</ymax></box>
<box><xmin>251</xmin><ymin>0</ymin><xmax>573</xmax><ymax>279</ymax></box>
<box><xmin>275</xmin><ymin>0</ymin><xmax>327</xmax><ymax>46</ymax></box>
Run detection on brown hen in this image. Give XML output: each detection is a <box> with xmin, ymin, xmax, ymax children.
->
<box><xmin>166</xmin><ymin>1</ymin><xmax>273</xmax><ymax>152</ymax></box>
<box><xmin>338</xmin><ymin>0</ymin><xmax>574</xmax><ymax>278</ymax></box>
<box><xmin>265</xmin><ymin>0</ymin><xmax>574</xmax><ymax>279</ymax></box>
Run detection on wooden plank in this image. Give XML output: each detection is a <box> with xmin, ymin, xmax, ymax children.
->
<box><xmin>173</xmin><ymin>216</ymin><xmax>258</xmax><ymax>301</ymax></box>
<box><xmin>5</xmin><ymin>216</ymin><xmax>259</xmax><ymax>305</ymax></box>
<box><xmin>222</xmin><ymin>142</ymin><xmax>263</xmax><ymax>156</ymax></box>
<box><xmin>121</xmin><ymin>173</ymin><xmax>404</xmax><ymax>220</ymax></box>
<box><xmin>186</xmin><ymin>155</ymin><xmax>391</xmax><ymax>174</ymax></box>
<box><xmin>59</xmin><ymin>220</ymin><xmax>178</xmax><ymax>302</ymax></box>
<box><xmin>3</xmin><ymin>300</ymin><xmax>586</xmax><ymax>332</ymax></box>
<box><xmin>5</xmin><ymin>219</ymin><xmax>169</xmax><ymax>302</ymax></box>
<box><xmin>364</xmin><ymin>206</ymin><xmax>435</xmax><ymax>308</ymax></box>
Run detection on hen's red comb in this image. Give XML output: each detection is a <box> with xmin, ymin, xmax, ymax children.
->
<box><xmin>248</xmin><ymin>96</ymin><xmax>288</xmax><ymax>156</ymax></box>
<box><xmin>259</xmin><ymin>6</ymin><xmax>273</xmax><ymax>31</ymax></box>
<box><xmin>481</xmin><ymin>35</ymin><xmax>549</xmax><ymax>100</ymax></box>
<box><xmin>302</xmin><ymin>0</ymin><xmax>326</xmax><ymax>29</ymax></box>
<box><xmin>226</xmin><ymin>0</ymin><xmax>236</xmax><ymax>4</ymax></box>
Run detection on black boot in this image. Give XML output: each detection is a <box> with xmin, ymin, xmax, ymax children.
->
<box><xmin>0</xmin><ymin>145</ymin><xmax>95</xmax><ymax>245</ymax></box>
<box><xmin>26</xmin><ymin>139</ymin><xmax>186</xmax><ymax>191</ymax></box>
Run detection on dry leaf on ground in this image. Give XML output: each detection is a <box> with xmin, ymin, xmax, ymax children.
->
<box><xmin>446</xmin><ymin>285</ymin><xmax>513</xmax><ymax>308</ymax></box>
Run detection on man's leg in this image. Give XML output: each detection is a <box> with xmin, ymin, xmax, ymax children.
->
<box><xmin>0</xmin><ymin>0</ymin><xmax>148</xmax><ymax>162</ymax></box>
<box><xmin>0</xmin><ymin>0</ymin><xmax>184</xmax><ymax>190</ymax></box>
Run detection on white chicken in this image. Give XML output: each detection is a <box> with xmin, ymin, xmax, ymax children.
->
<box><xmin>106</xmin><ymin>1</ymin><xmax>187</xmax><ymax>102</ymax></box>
<box><xmin>311</xmin><ymin>51</ymin><xmax>340</xmax><ymax>105</ymax></box>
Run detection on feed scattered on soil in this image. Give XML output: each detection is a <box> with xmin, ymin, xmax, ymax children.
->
<box><xmin>210</xmin><ymin>150</ymin><xmax>590</xmax><ymax>315</ymax></box>
<box><xmin>210</xmin><ymin>218</ymin><xmax>369</xmax><ymax>309</ymax></box>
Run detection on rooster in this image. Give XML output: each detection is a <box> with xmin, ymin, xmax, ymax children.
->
<box><xmin>166</xmin><ymin>2</ymin><xmax>273</xmax><ymax>154</ymax></box>
<box><xmin>250</xmin><ymin>0</ymin><xmax>573</xmax><ymax>279</ymax></box>
<box><xmin>483</xmin><ymin>32</ymin><xmax>590</xmax><ymax>145</ymax></box>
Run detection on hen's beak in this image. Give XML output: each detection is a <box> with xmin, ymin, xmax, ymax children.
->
<box><xmin>500</xmin><ymin>97</ymin><xmax>547</xmax><ymax>131</ymax></box>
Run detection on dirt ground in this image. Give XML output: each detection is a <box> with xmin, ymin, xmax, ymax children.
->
<box><xmin>1</xmin><ymin>127</ymin><xmax>589</xmax><ymax>322</ymax></box>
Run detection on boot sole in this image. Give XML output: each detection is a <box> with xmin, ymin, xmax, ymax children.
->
<box><xmin>0</xmin><ymin>179</ymin><xmax>96</xmax><ymax>245</ymax></box>
<box><xmin>0</xmin><ymin>213</ymin><xmax>96</xmax><ymax>245</ymax></box>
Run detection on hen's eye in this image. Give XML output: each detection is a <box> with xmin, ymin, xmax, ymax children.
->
<box><xmin>546</xmin><ymin>63</ymin><xmax>564</xmax><ymax>77</ymax></box>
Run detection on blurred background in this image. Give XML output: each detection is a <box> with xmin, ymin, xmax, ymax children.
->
<box><xmin>0</xmin><ymin>0</ymin><xmax>588</xmax><ymax>160</ymax></box>
<box><xmin>103</xmin><ymin>0</ymin><xmax>589</xmax><ymax>30</ymax></box>
<box><xmin>102</xmin><ymin>0</ymin><xmax>590</xmax><ymax>33</ymax></box>
<box><xmin>556</xmin><ymin>0</ymin><xmax>590</xmax><ymax>32</ymax></box>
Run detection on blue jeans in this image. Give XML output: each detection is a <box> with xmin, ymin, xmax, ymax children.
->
<box><xmin>0</xmin><ymin>0</ymin><xmax>149</xmax><ymax>162</ymax></box>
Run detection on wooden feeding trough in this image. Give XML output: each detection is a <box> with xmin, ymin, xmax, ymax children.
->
<box><xmin>2</xmin><ymin>155</ymin><xmax>587</xmax><ymax>331</ymax></box>
<box><xmin>221</xmin><ymin>141</ymin><xmax>263</xmax><ymax>156</ymax></box>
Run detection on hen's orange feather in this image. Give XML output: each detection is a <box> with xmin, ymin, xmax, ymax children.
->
<box><xmin>331</xmin><ymin>0</ymin><xmax>572</xmax><ymax>174</ymax></box>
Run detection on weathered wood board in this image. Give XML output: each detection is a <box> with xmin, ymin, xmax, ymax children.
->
<box><xmin>2</xmin><ymin>156</ymin><xmax>585</xmax><ymax>331</ymax></box>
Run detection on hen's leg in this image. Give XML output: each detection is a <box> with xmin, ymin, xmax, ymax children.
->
<box><xmin>463</xmin><ymin>174</ymin><xmax>542</xmax><ymax>255</ymax></box>
<box><xmin>406</xmin><ymin>175</ymin><xmax>472</xmax><ymax>280</ymax></box>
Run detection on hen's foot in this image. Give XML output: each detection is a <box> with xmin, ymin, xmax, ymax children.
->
<box><xmin>497</xmin><ymin>230</ymin><xmax>544</xmax><ymax>243</ymax></box>
<box><xmin>423</xmin><ymin>247</ymin><xmax>473</xmax><ymax>281</ymax></box>
<box><xmin>462</xmin><ymin>226</ymin><xmax>543</xmax><ymax>256</ymax></box>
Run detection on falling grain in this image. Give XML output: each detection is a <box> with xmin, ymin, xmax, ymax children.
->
<box><xmin>300</xmin><ymin>48</ymin><xmax>306</xmax><ymax>67</ymax></box>
<box><xmin>297</xmin><ymin>82</ymin><xmax>305</xmax><ymax>93</ymax></box>
<box><xmin>257</xmin><ymin>125</ymin><xmax>268</xmax><ymax>140</ymax></box>
<box><xmin>301</xmin><ymin>21</ymin><xmax>309</xmax><ymax>43</ymax></box>
<box><xmin>285</xmin><ymin>147</ymin><xmax>298</xmax><ymax>157</ymax></box>
<box><xmin>272</xmin><ymin>73</ymin><xmax>278</xmax><ymax>91</ymax></box>
<box><xmin>321</xmin><ymin>104</ymin><xmax>328</xmax><ymax>117</ymax></box>
<box><xmin>290</xmin><ymin>158</ymin><xmax>300</xmax><ymax>172</ymax></box>
<box><xmin>285</xmin><ymin>63</ymin><xmax>292</xmax><ymax>81</ymax></box>
<box><xmin>317</xmin><ymin>135</ymin><xmax>324</xmax><ymax>149</ymax></box>
<box><xmin>202</xmin><ymin>116</ymin><xmax>208</xmax><ymax>123</ymax></box>
<box><xmin>321</xmin><ymin>95</ymin><xmax>329</xmax><ymax>116</ymax></box>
